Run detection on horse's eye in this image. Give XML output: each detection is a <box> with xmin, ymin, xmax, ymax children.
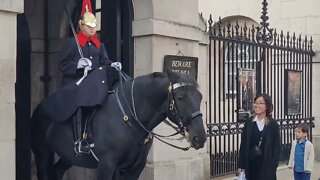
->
<box><xmin>176</xmin><ymin>95</ymin><xmax>184</xmax><ymax>100</ymax></box>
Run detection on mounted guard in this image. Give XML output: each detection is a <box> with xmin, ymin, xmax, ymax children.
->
<box><xmin>41</xmin><ymin>0</ymin><xmax>122</xmax><ymax>155</ymax></box>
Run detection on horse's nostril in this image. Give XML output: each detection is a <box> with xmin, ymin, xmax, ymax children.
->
<box><xmin>193</xmin><ymin>136</ymin><xmax>200</xmax><ymax>143</ymax></box>
<box><xmin>192</xmin><ymin>136</ymin><xmax>205</xmax><ymax>149</ymax></box>
<box><xmin>193</xmin><ymin>136</ymin><xmax>206</xmax><ymax>144</ymax></box>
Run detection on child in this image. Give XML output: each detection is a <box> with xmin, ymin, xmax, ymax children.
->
<box><xmin>288</xmin><ymin>124</ymin><xmax>314</xmax><ymax>180</ymax></box>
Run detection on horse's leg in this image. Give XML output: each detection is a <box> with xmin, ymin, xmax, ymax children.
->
<box><xmin>52</xmin><ymin>159</ymin><xmax>72</xmax><ymax>180</ymax></box>
<box><xmin>97</xmin><ymin>157</ymin><xmax>117</xmax><ymax>180</ymax></box>
<box><xmin>122</xmin><ymin>143</ymin><xmax>152</xmax><ymax>180</ymax></box>
<box><xmin>33</xmin><ymin>146</ymin><xmax>54</xmax><ymax>180</ymax></box>
<box><xmin>121</xmin><ymin>160</ymin><xmax>146</xmax><ymax>180</ymax></box>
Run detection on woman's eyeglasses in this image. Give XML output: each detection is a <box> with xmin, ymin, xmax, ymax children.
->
<box><xmin>253</xmin><ymin>102</ymin><xmax>265</xmax><ymax>106</ymax></box>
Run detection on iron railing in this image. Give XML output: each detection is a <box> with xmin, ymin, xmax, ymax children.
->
<box><xmin>206</xmin><ymin>0</ymin><xmax>315</xmax><ymax>177</ymax></box>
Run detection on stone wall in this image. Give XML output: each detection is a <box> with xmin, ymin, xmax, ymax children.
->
<box><xmin>0</xmin><ymin>1</ymin><xmax>23</xmax><ymax>179</ymax></box>
<box><xmin>133</xmin><ymin>0</ymin><xmax>209</xmax><ymax>179</ymax></box>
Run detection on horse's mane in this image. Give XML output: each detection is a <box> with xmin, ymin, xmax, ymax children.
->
<box><xmin>146</xmin><ymin>71</ymin><xmax>198</xmax><ymax>88</ymax></box>
<box><xmin>170</xmin><ymin>73</ymin><xmax>198</xmax><ymax>88</ymax></box>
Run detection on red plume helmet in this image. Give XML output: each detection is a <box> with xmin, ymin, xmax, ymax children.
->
<box><xmin>79</xmin><ymin>0</ymin><xmax>96</xmax><ymax>28</ymax></box>
<box><xmin>81</xmin><ymin>0</ymin><xmax>93</xmax><ymax>16</ymax></box>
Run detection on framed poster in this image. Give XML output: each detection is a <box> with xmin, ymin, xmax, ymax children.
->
<box><xmin>285</xmin><ymin>69</ymin><xmax>302</xmax><ymax>115</ymax></box>
<box><xmin>238</xmin><ymin>68</ymin><xmax>256</xmax><ymax>121</ymax></box>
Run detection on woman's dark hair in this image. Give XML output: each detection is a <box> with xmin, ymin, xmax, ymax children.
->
<box><xmin>254</xmin><ymin>93</ymin><xmax>273</xmax><ymax>116</ymax></box>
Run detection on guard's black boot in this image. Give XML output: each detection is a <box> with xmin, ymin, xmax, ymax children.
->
<box><xmin>74</xmin><ymin>139</ymin><xmax>91</xmax><ymax>155</ymax></box>
<box><xmin>72</xmin><ymin>108</ymin><xmax>91</xmax><ymax>155</ymax></box>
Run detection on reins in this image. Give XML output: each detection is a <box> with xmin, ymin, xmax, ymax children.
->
<box><xmin>114</xmin><ymin>70</ymin><xmax>202</xmax><ymax>151</ymax></box>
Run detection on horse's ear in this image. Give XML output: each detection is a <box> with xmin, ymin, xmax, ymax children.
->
<box><xmin>151</xmin><ymin>72</ymin><xmax>166</xmax><ymax>79</ymax></box>
<box><xmin>165</xmin><ymin>69</ymin><xmax>180</xmax><ymax>83</ymax></box>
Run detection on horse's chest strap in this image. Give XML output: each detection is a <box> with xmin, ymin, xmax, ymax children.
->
<box><xmin>113</xmin><ymin>90</ymin><xmax>131</xmax><ymax>126</ymax></box>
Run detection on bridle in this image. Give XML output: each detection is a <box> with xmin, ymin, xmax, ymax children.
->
<box><xmin>166</xmin><ymin>82</ymin><xmax>203</xmax><ymax>141</ymax></box>
<box><xmin>114</xmin><ymin>75</ymin><xmax>203</xmax><ymax>151</ymax></box>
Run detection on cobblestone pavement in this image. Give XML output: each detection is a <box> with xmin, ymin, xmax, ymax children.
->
<box><xmin>216</xmin><ymin>161</ymin><xmax>320</xmax><ymax>180</ymax></box>
<box><xmin>277</xmin><ymin>161</ymin><xmax>320</xmax><ymax>180</ymax></box>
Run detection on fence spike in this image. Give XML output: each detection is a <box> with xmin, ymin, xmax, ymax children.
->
<box><xmin>208</xmin><ymin>14</ymin><xmax>214</xmax><ymax>35</ymax></box>
<box><xmin>274</xmin><ymin>28</ymin><xmax>278</xmax><ymax>46</ymax></box>
<box><xmin>304</xmin><ymin>35</ymin><xmax>308</xmax><ymax>51</ymax></box>
<box><xmin>287</xmin><ymin>31</ymin><xmax>290</xmax><ymax>48</ymax></box>
<box><xmin>243</xmin><ymin>22</ymin><xmax>248</xmax><ymax>38</ymax></box>
<box><xmin>235</xmin><ymin>21</ymin><xmax>239</xmax><ymax>39</ymax></box>
<box><xmin>280</xmin><ymin>30</ymin><xmax>284</xmax><ymax>47</ymax></box>
<box><xmin>292</xmin><ymin>32</ymin><xmax>296</xmax><ymax>48</ymax></box>
<box><xmin>298</xmin><ymin>34</ymin><xmax>302</xmax><ymax>50</ymax></box>
<box><xmin>227</xmin><ymin>22</ymin><xmax>231</xmax><ymax>38</ymax></box>
<box><xmin>310</xmin><ymin>36</ymin><xmax>313</xmax><ymax>51</ymax></box>
<box><xmin>248</xmin><ymin>27</ymin><xmax>251</xmax><ymax>41</ymax></box>
<box><xmin>218</xmin><ymin>17</ymin><xmax>222</xmax><ymax>37</ymax></box>
<box><xmin>251</xmin><ymin>24</ymin><xmax>256</xmax><ymax>42</ymax></box>
<box><xmin>232</xmin><ymin>24</ymin><xmax>234</xmax><ymax>38</ymax></box>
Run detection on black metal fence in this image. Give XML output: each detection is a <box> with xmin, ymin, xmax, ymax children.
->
<box><xmin>206</xmin><ymin>2</ymin><xmax>315</xmax><ymax>177</ymax></box>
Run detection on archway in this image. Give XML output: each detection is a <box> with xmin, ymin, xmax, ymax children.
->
<box><xmin>18</xmin><ymin>0</ymin><xmax>134</xmax><ymax>179</ymax></box>
<box><xmin>100</xmin><ymin>0</ymin><xmax>134</xmax><ymax>76</ymax></box>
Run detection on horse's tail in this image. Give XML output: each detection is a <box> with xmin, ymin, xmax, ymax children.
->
<box><xmin>30</xmin><ymin>103</ymin><xmax>40</xmax><ymax>125</ymax></box>
<box><xmin>31</xmin><ymin>103</ymin><xmax>44</xmax><ymax>145</ymax></box>
<box><xmin>31</xmin><ymin>103</ymin><xmax>57</xmax><ymax>179</ymax></box>
<box><xmin>31</xmin><ymin>103</ymin><xmax>46</xmax><ymax>132</ymax></box>
<box><xmin>30</xmin><ymin>102</ymin><xmax>53</xmax><ymax>147</ymax></box>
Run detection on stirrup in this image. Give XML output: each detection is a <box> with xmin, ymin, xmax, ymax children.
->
<box><xmin>74</xmin><ymin>139</ymin><xmax>93</xmax><ymax>155</ymax></box>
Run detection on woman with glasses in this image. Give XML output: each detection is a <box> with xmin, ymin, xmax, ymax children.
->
<box><xmin>238</xmin><ymin>94</ymin><xmax>281</xmax><ymax>180</ymax></box>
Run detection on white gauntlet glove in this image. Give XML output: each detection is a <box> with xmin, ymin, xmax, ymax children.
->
<box><xmin>111</xmin><ymin>62</ymin><xmax>122</xmax><ymax>71</ymax></box>
<box><xmin>77</xmin><ymin>58</ymin><xmax>92</xmax><ymax>69</ymax></box>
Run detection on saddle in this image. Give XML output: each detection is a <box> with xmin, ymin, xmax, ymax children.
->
<box><xmin>73</xmin><ymin>69</ymin><xmax>132</xmax><ymax>155</ymax></box>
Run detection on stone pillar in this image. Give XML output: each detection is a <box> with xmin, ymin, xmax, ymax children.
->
<box><xmin>305</xmin><ymin>6</ymin><xmax>320</xmax><ymax>162</ymax></box>
<box><xmin>133</xmin><ymin>0</ymin><xmax>209</xmax><ymax>179</ymax></box>
<box><xmin>0</xmin><ymin>1</ymin><xmax>23</xmax><ymax>180</ymax></box>
<box><xmin>312</xmin><ymin>52</ymin><xmax>320</xmax><ymax>161</ymax></box>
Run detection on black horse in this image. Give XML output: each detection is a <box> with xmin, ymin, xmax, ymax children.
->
<box><xmin>31</xmin><ymin>71</ymin><xmax>207</xmax><ymax>180</ymax></box>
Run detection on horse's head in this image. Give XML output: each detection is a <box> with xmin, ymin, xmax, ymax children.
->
<box><xmin>165</xmin><ymin>71</ymin><xmax>207</xmax><ymax>150</ymax></box>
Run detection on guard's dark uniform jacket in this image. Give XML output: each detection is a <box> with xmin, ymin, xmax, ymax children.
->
<box><xmin>40</xmin><ymin>34</ymin><xmax>112</xmax><ymax>122</ymax></box>
<box><xmin>59</xmin><ymin>34</ymin><xmax>111</xmax><ymax>86</ymax></box>
<box><xmin>41</xmin><ymin>67</ymin><xmax>108</xmax><ymax>122</ymax></box>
